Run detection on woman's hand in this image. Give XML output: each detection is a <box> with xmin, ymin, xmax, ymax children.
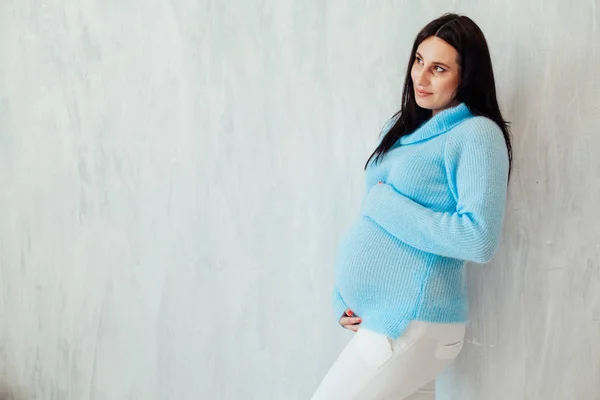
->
<box><xmin>339</xmin><ymin>309</ymin><xmax>362</xmax><ymax>332</ymax></box>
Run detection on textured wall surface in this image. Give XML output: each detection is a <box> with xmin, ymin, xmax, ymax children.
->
<box><xmin>1</xmin><ymin>1</ymin><xmax>599</xmax><ymax>399</ymax></box>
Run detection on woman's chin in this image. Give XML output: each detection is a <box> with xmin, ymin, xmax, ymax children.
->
<box><xmin>415</xmin><ymin>97</ymin><xmax>434</xmax><ymax>110</ymax></box>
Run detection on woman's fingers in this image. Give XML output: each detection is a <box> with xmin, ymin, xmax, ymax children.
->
<box><xmin>339</xmin><ymin>309</ymin><xmax>362</xmax><ymax>331</ymax></box>
<box><xmin>343</xmin><ymin>323</ymin><xmax>360</xmax><ymax>332</ymax></box>
<box><xmin>339</xmin><ymin>316</ymin><xmax>362</xmax><ymax>327</ymax></box>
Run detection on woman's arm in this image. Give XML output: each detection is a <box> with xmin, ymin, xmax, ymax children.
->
<box><xmin>361</xmin><ymin>118</ymin><xmax>510</xmax><ymax>264</ymax></box>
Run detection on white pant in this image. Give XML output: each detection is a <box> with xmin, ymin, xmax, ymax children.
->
<box><xmin>311</xmin><ymin>320</ymin><xmax>467</xmax><ymax>400</ymax></box>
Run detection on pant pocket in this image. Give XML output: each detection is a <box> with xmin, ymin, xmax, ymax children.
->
<box><xmin>354</xmin><ymin>328</ymin><xmax>394</xmax><ymax>370</ymax></box>
<box><xmin>434</xmin><ymin>337</ymin><xmax>465</xmax><ymax>360</ymax></box>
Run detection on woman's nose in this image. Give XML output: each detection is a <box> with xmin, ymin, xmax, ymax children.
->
<box><xmin>416</xmin><ymin>70</ymin><xmax>429</xmax><ymax>87</ymax></box>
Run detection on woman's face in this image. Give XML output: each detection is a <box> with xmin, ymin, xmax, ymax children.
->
<box><xmin>411</xmin><ymin>36</ymin><xmax>461</xmax><ymax>116</ymax></box>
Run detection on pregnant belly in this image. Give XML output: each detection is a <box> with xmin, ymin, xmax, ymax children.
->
<box><xmin>334</xmin><ymin>217</ymin><xmax>430</xmax><ymax>313</ymax></box>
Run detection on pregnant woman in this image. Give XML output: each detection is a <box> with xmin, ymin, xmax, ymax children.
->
<box><xmin>311</xmin><ymin>13</ymin><xmax>513</xmax><ymax>400</ymax></box>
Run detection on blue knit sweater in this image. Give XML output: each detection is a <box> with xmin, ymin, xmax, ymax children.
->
<box><xmin>332</xmin><ymin>102</ymin><xmax>510</xmax><ymax>340</ymax></box>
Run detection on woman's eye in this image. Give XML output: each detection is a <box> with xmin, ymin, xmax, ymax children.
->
<box><xmin>434</xmin><ymin>66</ymin><xmax>445</xmax><ymax>72</ymax></box>
<box><xmin>415</xmin><ymin>57</ymin><xmax>422</xmax><ymax>64</ymax></box>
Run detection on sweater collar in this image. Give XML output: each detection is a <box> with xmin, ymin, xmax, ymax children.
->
<box><xmin>398</xmin><ymin>102</ymin><xmax>473</xmax><ymax>145</ymax></box>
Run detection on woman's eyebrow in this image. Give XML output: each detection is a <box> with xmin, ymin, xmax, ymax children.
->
<box><xmin>415</xmin><ymin>52</ymin><xmax>451</xmax><ymax>69</ymax></box>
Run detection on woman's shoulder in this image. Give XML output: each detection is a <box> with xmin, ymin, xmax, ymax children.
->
<box><xmin>456</xmin><ymin>114</ymin><xmax>502</xmax><ymax>135</ymax></box>
<box><xmin>444</xmin><ymin>115</ymin><xmax>507</xmax><ymax>160</ymax></box>
<box><xmin>447</xmin><ymin>115</ymin><xmax>504</xmax><ymax>145</ymax></box>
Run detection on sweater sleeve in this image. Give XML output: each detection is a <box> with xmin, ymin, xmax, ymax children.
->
<box><xmin>361</xmin><ymin>118</ymin><xmax>509</xmax><ymax>263</ymax></box>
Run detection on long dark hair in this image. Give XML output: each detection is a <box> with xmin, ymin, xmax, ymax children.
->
<box><xmin>365</xmin><ymin>13</ymin><xmax>513</xmax><ymax>181</ymax></box>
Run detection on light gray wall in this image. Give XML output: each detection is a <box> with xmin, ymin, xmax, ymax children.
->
<box><xmin>1</xmin><ymin>1</ymin><xmax>598</xmax><ymax>399</ymax></box>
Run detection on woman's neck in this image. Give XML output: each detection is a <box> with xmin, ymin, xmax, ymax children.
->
<box><xmin>431</xmin><ymin>99</ymin><xmax>461</xmax><ymax>118</ymax></box>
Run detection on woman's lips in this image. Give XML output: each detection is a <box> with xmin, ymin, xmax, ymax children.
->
<box><xmin>416</xmin><ymin>89</ymin><xmax>432</xmax><ymax>96</ymax></box>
